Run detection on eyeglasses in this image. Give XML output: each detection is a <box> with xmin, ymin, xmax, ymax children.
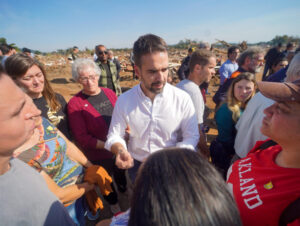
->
<box><xmin>79</xmin><ymin>75</ymin><xmax>98</xmax><ymax>83</ymax></box>
<box><xmin>97</xmin><ymin>51</ymin><xmax>108</xmax><ymax>55</ymax></box>
<box><xmin>253</xmin><ymin>58</ymin><xmax>264</xmax><ymax>64</ymax></box>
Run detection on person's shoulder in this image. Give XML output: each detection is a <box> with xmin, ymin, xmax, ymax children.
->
<box><xmin>116</xmin><ymin>85</ymin><xmax>138</xmax><ymax>102</ymax></box>
<box><xmin>169</xmin><ymin>83</ymin><xmax>191</xmax><ymax>95</ymax></box>
<box><xmin>101</xmin><ymin>87</ymin><xmax>117</xmax><ymax>95</ymax></box>
<box><xmin>176</xmin><ymin>79</ymin><xmax>190</xmax><ymax>88</ymax></box>
<box><xmin>109</xmin><ymin>60</ymin><xmax>117</xmax><ymax>68</ymax></box>
<box><xmin>68</xmin><ymin>91</ymin><xmax>84</xmax><ymax>104</ymax></box>
<box><xmin>167</xmin><ymin>83</ymin><xmax>194</xmax><ymax>104</ymax></box>
<box><xmin>217</xmin><ymin>102</ymin><xmax>231</xmax><ymax>114</ymax></box>
<box><xmin>55</xmin><ymin>92</ymin><xmax>67</xmax><ymax>103</ymax></box>
<box><xmin>11</xmin><ymin>158</ymin><xmax>42</xmax><ymax>178</ymax></box>
<box><xmin>222</xmin><ymin>59</ymin><xmax>231</xmax><ymax>65</ymax></box>
<box><xmin>177</xmin><ymin>80</ymin><xmax>200</xmax><ymax>93</ymax></box>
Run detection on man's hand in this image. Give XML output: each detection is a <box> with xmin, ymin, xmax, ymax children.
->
<box><xmin>116</xmin><ymin>148</ymin><xmax>134</xmax><ymax>169</ymax></box>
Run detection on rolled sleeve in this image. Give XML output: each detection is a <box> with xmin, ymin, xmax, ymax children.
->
<box><xmin>104</xmin><ymin>98</ymin><xmax>128</xmax><ymax>151</ymax></box>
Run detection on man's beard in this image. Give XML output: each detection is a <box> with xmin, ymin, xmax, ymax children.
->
<box><xmin>149</xmin><ymin>81</ymin><xmax>166</xmax><ymax>94</ymax></box>
<box><xmin>254</xmin><ymin>66</ymin><xmax>262</xmax><ymax>73</ymax></box>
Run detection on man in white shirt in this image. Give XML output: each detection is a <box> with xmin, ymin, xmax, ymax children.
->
<box><xmin>219</xmin><ymin>46</ymin><xmax>239</xmax><ymax>85</ymax></box>
<box><xmin>105</xmin><ymin>34</ymin><xmax>199</xmax><ymax>181</ymax></box>
<box><xmin>177</xmin><ymin>49</ymin><xmax>216</xmax><ymax>157</ymax></box>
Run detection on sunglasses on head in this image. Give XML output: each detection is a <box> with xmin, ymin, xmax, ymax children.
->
<box><xmin>98</xmin><ymin>50</ymin><xmax>108</xmax><ymax>55</ymax></box>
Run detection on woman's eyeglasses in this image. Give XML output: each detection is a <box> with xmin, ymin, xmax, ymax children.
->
<box><xmin>79</xmin><ymin>75</ymin><xmax>98</xmax><ymax>83</ymax></box>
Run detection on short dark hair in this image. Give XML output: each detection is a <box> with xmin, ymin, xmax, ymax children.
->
<box><xmin>94</xmin><ymin>44</ymin><xmax>105</xmax><ymax>51</ymax></box>
<box><xmin>272</xmin><ymin>56</ymin><xmax>288</xmax><ymax>67</ymax></box>
<box><xmin>286</xmin><ymin>42</ymin><xmax>294</xmax><ymax>49</ymax></box>
<box><xmin>128</xmin><ymin>148</ymin><xmax>242</xmax><ymax>226</ymax></box>
<box><xmin>22</xmin><ymin>48</ymin><xmax>31</xmax><ymax>53</ymax></box>
<box><xmin>188</xmin><ymin>47</ymin><xmax>194</xmax><ymax>53</ymax></box>
<box><xmin>0</xmin><ymin>44</ymin><xmax>11</xmax><ymax>55</ymax></box>
<box><xmin>189</xmin><ymin>49</ymin><xmax>215</xmax><ymax>72</ymax></box>
<box><xmin>133</xmin><ymin>34</ymin><xmax>168</xmax><ymax>67</ymax></box>
<box><xmin>228</xmin><ymin>46</ymin><xmax>239</xmax><ymax>57</ymax></box>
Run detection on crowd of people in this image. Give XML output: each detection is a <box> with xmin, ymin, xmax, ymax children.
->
<box><xmin>0</xmin><ymin>35</ymin><xmax>300</xmax><ymax>226</ymax></box>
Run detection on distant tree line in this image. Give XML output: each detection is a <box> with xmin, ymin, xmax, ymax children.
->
<box><xmin>1</xmin><ymin>35</ymin><xmax>299</xmax><ymax>55</ymax></box>
<box><xmin>172</xmin><ymin>35</ymin><xmax>300</xmax><ymax>49</ymax></box>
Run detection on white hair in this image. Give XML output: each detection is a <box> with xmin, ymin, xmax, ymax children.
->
<box><xmin>72</xmin><ymin>58</ymin><xmax>101</xmax><ymax>81</ymax></box>
<box><xmin>198</xmin><ymin>41</ymin><xmax>211</xmax><ymax>50</ymax></box>
<box><xmin>286</xmin><ymin>53</ymin><xmax>300</xmax><ymax>82</ymax></box>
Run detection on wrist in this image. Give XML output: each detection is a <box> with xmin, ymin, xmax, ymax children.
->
<box><xmin>84</xmin><ymin>182</ymin><xmax>95</xmax><ymax>192</ymax></box>
<box><xmin>84</xmin><ymin>161</ymin><xmax>93</xmax><ymax>168</ymax></box>
<box><xmin>96</xmin><ymin>140</ymin><xmax>104</xmax><ymax>149</ymax></box>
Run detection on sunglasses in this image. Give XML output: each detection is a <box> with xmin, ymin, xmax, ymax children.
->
<box><xmin>98</xmin><ymin>50</ymin><xmax>108</xmax><ymax>55</ymax></box>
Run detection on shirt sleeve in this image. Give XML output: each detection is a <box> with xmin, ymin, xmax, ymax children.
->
<box><xmin>189</xmin><ymin>89</ymin><xmax>204</xmax><ymax>124</ymax></box>
<box><xmin>219</xmin><ymin>64</ymin><xmax>228</xmax><ymax>85</ymax></box>
<box><xmin>216</xmin><ymin>103</ymin><xmax>235</xmax><ymax>144</ymax></box>
<box><xmin>234</xmin><ymin>93</ymin><xmax>271</xmax><ymax>158</ymax></box>
<box><xmin>104</xmin><ymin>97</ymin><xmax>128</xmax><ymax>151</ymax></box>
<box><xmin>176</xmin><ymin>94</ymin><xmax>200</xmax><ymax>150</ymax></box>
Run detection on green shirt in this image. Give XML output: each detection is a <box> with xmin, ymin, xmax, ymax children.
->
<box><xmin>96</xmin><ymin>60</ymin><xmax>122</xmax><ymax>96</ymax></box>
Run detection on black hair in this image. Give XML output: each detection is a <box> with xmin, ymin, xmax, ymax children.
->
<box><xmin>22</xmin><ymin>48</ymin><xmax>31</xmax><ymax>53</ymax></box>
<box><xmin>0</xmin><ymin>44</ymin><xmax>11</xmax><ymax>55</ymax></box>
<box><xmin>228</xmin><ymin>46</ymin><xmax>239</xmax><ymax>57</ymax></box>
<box><xmin>133</xmin><ymin>34</ymin><xmax>168</xmax><ymax>67</ymax></box>
<box><xmin>128</xmin><ymin>148</ymin><xmax>242</xmax><ymax>226</ymax></box>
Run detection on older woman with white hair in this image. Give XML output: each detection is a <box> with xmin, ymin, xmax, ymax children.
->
<box><xmin>68</xmin><ymin>58</ymin><xmax>127</xmax><ymax>214</ymax></box>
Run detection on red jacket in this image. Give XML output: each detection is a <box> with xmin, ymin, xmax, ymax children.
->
<box><xmin>67</xmin><ymin>88</ymin><xmax>117</xmax><ymax>161</ymax></box>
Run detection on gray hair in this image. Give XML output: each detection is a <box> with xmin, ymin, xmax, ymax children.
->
<box><xmin>237</xmin><ymin>47</ymin><xmax>263</xmax><ymax>66</ymax></box>
<box><xmin>198</xmin><ymin>41</ymin><xmax>211</xmax><ymax>50</ymax></box>
<box><xmin>72</xmin><ymin>58</ymin><xmax>101</xmax><ymax>81</ymax></box>
<box><xmin>286</xmin><ymin>53</ymin><xmax>300</xmax><ymax>82</ymax></box>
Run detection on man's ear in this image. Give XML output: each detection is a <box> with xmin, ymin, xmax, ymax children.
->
<box><xmin>134</xmin><ymin>65</ymin><xmax>141</xmax><ymax>79</ymax></box>
<box><xmin>194</xmin><ymin>64</ymin><xmax>202</xmax><ymax>72</ymax></box>
<box><xmin>245</xmin><ymin>56</ymin><xmax>251</xmax><ymax>65</ymax></box>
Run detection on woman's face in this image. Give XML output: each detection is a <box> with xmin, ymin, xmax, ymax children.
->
<box><xmin>272</xmin><ymin>60</ymin><xmax>288</xmax><ymax>74</ymax></box>
<box><xmin>233</xmin><ymin>79</ymin><xmax>255</xmax><ymax>103</ymax></box>
<box><xmin>16</xmin><ymin>65</ymin><xmax>45</xmax><ymax>98</ymax></box>
<box><xmin>78</xmin><ymin>68</ymin><xmax>100</xmax><ymax>95</ymax></box>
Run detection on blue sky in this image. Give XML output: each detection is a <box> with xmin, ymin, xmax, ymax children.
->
<box><xmin>1</xmin><ymin>0</ymin><xmax>299</xmax><ymax>52</ymax></box>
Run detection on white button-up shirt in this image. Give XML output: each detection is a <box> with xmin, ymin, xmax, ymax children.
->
<box><xmin>105</xmin><ymin>83</ymin><xmax>199</xmax><ymax>161</ymax></box>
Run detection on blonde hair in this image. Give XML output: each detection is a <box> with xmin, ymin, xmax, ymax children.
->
<box><xmin>226</xmin><ymin>72</ymin><xmax>256</xmax><ymax>122</ymax></box>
